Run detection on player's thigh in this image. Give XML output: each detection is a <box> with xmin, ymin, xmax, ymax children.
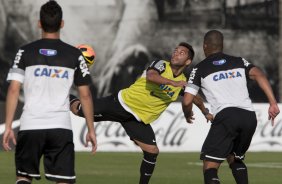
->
<box><xmin>201</xmin><ymin>109</ymin><xmax>237</xmax><ymax>163</ymax></box>
<box><xmin>43</xmin><ymin>129</ymin><xmax>75</xmax><ymax>183</ymax></box>
<box><xmin>94</xmin><ymin>94</ymin><xmax>133</xmax><ymax>122</ymax></box>
<box><xmin>16</xmin><ymin>130</ymin><xmax>46</xmax><ymax>179</ymax></box>
<box><xmin>232</xmin><ymin>110</ymin><xmax>257</xmax><ymax>158</ymax></box>
<box><xmin>121</xmin><ymin>120</ymin><xmax>157</xmax><ymax>146</ymax></box>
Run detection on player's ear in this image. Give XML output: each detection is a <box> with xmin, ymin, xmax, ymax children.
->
<box><xmin>60</xmin><ymin>20</ymin><xmax>64</xmax><ymax>29</ymax></box>
<box><xmin>203</xmin><ymin>43</ymin><xmax>206</xmax><ymax>49</ymax></box>
<box><xmin>203</xmin><ymin>43</ymin><xmax>208</xmax><ymax>51</ymax></box>
<box><xmin>38</xmin><ymin>20</ymin><xmax>42</xmax><ymax>29</ymax></box>
<box><xmin>185</xmin><ymin>58</ymin><xmax>192</xmax><ymax>66</ymax></box>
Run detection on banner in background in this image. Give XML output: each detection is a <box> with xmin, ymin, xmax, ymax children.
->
<box><xmin>1</xmin><ymin>103</ymin><xmax>281</xmax><ymax>152</ymax></box>
<box><xmin>72</xmin><ymin>103</ymin><xmax>282</xmax><ymax>152</ymax></box>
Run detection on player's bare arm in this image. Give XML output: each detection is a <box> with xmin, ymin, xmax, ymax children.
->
<box><xmin>78</xmin><ymin>85</ymin><xmax>97</xmax><ymax>154</ymax></box>
<box><xmin>2</xmin><ymin>80</ymin><xmax>21</xmax><ymax>151</ymax></box>
<box><xmin>182</xmin><ymin>92</ymin><xmax>195</xmax><ymax>123</ymax></box>
<box><xmin>146</xmin><ymin>69</ymin><xmax>186</xmax><ymax>88</ymax></box>
<box><xmin>249</xmin><ymin>67</ymin><xmax>280</xmax><ymax>125</ymax></box>
<box><xmin>193</xmin><ymin>94</ymin><xmax>214</xmax><ymax>122</ymax></box>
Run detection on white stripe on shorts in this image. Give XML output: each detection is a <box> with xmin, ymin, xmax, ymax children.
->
<box><xmin>17</xmin><ymin>170</ymin><xmax>40</xmax><ymax>177</ymax></box>
<box><xmin>205</xmin><ymin>155</ymin><xmax>226</xmax><ymax>161</ymax></box>
<box><xmin>45</xmin><ymin>173</ymin><xmax>76</xmax><ymax>180</ymax></box>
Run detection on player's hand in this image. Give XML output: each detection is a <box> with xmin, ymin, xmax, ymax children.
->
<box><xmin>268</xmin><ymin>103</ymin><xmax>280</xmax><ymax>126</ymax></box>
<box><xmin>2</xmin><ymin>128</ymin><xmax>17</xmax><ymax>151</ymax></box>
<box><xmin>85</xmin><ymin>131</ymin><xmax>97</xmax><ymax>154</ymax></box>
<box><xmin>205</xmin><ymin>113</ymin><xmax>214</xmax><ymax>123</ymax></box>
<box><xmin>185</xmin><ymin>111</ymin><xmax>195</xmax><ymax>124</ymax></box>
<box><xmin>172</xmin><ymin>80</ymin><xmax>187</xmax><ymax>88</ymax></box>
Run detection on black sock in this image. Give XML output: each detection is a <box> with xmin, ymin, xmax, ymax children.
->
<box><xmin>229</xmin><ymin>160</ymin><xmax>248</xmax><ymax>184</ymax></box>
<box><xmin>139</xmin><ymin>151</ymin><xmax>158</xmax><ymax>184</ymax></box>
<box><xmin>204</xmin><ymin>168</ymin><xmax>220</xmax><ymax>184</ymax></box>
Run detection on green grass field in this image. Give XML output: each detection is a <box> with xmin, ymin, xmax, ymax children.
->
<box><xmin>1</xmin><ymin>152</ymin><xmax>281</xmax><ymax>184</ymax></box>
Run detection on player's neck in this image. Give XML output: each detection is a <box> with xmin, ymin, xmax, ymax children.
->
<box><xmin>171</xmin><ymin>65</ymin><xmax>184</xmax><ymax>77</ymax></box>
<box><xmin>41</xmin><ymin>31</ymin><xmax>60</xmax><ymax>39</ymax></box>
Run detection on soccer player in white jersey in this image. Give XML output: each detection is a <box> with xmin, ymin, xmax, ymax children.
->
<box><xmin>2</xmin><ymin>1</ymin><xmax>97</xmax><ymax>183</ymax></box>
<box><xmin>182</xmin><ymin>30</ymin><xmax>280</xmax><ymax>184</ymax></box>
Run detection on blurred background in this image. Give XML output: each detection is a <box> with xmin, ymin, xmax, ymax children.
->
<box><xmin>0</xmin><ymin>1</ymin><xmax>281</xmax><ymax>183</ymax></box>
<box><xmin>0</xmin><ymin>0</ymin><xmax>281</xmax><ymax>144</ymax></box>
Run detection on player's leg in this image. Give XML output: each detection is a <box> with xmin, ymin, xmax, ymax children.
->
<box><xmin>15</xmin><ymin>130</ymin><xmax>44</xmax><ymax>183</ymax></box>
<box><xmin>121</xmin><ymin>120</ymin><xmax>158</xmax><ymax>184</ymax></box>
<box><xmin>227</xmin><ymin>109</ymin><xmax>257</xmax><ymax>184</ymax></box>
<box><xmin>69</xmin><ymin>94</ymin><xmax>81</xmax><ymax>115</ymax></box>
<box><xmin>134</xmin><ymin>140</ymin><xmax>159</xmax><ymax>184</ymax></box>
<box><xmin>227</xmin><ymin>154</ymin><xmax>248</xmax><ymax>184</ymax></box>
<box><xmin>200</xmin><ymin>108</ymin><xmax>241</xmax><ymax>184</ymax></box>
<box><xmin>70</xmin><ymin>93</ymin><xmax>133</xmax><ymax>122</ymax></box>
<box><xmin>44</xmin><ymin>129</ymin><xmax>75</xmax><ymax>184</ymax></box>
<box><xmin>203</xmin><ymin>161</ymin><xmax>221</xmax><ymax>184</ymax></box>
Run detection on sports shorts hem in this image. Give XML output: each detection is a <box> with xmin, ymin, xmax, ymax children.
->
<box><xmin>17</xmin><ymin>170</ymin><xmax>41</xmax><ymax>180</ymax></box>
<box><xmin>200</xmin><ymin>154</ymin><xmax>226</xmax><ymax>163</ymax></box>
<box><xmin>45</xmin><ymin>173</ymin><xmax>76</xmax><ymax>183</ymax></box>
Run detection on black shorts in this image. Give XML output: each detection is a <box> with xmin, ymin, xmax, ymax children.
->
<box><xmin>78</xmin><ymin>94</ymin><xmax>157</xmax><ymax>145</ymax></box>
<box><xmin>200</xmin><ymin>107</ymin><xmax>257</xmax><ymax>163</ymax></box>
<box><xmin>15</xmin><ymin>129</ymin><xmax>75</xmax><ymax>183</ymax></box>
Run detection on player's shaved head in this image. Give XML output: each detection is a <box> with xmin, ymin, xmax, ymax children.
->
<box><xmin>203</xmin><ymin>30</ymin><xmax>223</xmax><ymax>56</ymax></box>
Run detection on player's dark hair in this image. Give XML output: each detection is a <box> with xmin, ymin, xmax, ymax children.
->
<box><xmin>204</xmin><ymin>30</ymin><xmax>223</xmax><ymax>51</ymax></box>
<box><xmin>178</xmin><ymin>42</ymin><xmax>194</xmax><ymax>60</ymax></box>
<box><xmin>40</xmin><ymin>0</ymin><xmax>62</xmax><ymax>33</ymax></box>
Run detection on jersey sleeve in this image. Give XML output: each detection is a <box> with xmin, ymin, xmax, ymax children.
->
<box><xmin>147</xmin><ymin>60</ymin><xmax>166</xmax><ymax>74</ymax></box>
<box><xmin>184</xmin><ymin>67</ymin><xmax>201</xmax><ymax>96</ymax></box>
<box><xmin>241</xmin><ymin>57</ymin><xmax>255</xmax><ymax>73</ymax></box>
<box><xmin>74</xmin><ymin>55</ymin><xmax>92</xmax><ymax>86</ymax></box>
<box><xmin>7</xmin><ymin>48</ymin><xmax>26</xmax><ymax>83</ymax></box>
<box><xmin>240</xmin><ymin>58</ymin><xmax>255</xmax><ymax>79</ymax></box>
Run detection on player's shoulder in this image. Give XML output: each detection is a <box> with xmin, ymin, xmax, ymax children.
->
<box><xmin>23</xmin><ymin>39</ymin><xmax>80</xmax><ymax>54</ymax></box>
<box><xmin>19</xmin><ymin>40</ymin><xmax>41</xmax><ymax>50</ymax></box>
<box><xmin>55</xmin><ymin>40</ymin><xmax>81</xmax><ymax>56</ymax></box>
<box><xmin>223</xmin><ymin>53</ymin><xmax>243</xmax><ymax>62</ymax></box>
<box><xmin>148</xmin><ymin>59</ymin><xmax>168</xmax><ymax>73</ymax></box>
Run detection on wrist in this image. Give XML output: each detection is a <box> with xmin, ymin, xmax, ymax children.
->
<box><xmin>202</xmin><ymin>108</ymin><xmax>209</xmax><ymax>116</ymax></box>
<box><xmin>269</xmin><ymin>101</ymin><xmax>277</xmax><ymax>106</ymax></box>
<box><xmin>5</xmin><ymin>122</ymin><xmax>12</xmax><ymax>130</ymax></box>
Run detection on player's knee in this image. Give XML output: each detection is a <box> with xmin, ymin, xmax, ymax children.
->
<box><xmin>69</xmin><ymin>94</ymin><xmax>81</xmax><ymax>115</ymax></box>
<box><xmin>149</xmin><ymin>146</ymin><xmax>159</xmax><ymax>155</ymax></box>
<box><xmin>143</xmin><ymin>150</ymin><xmax>158</xmax><ymax>163</ymax></box>
<box><xmin>16</xmin><ymin>179</ymin><xmax>31</xmax><ymax>184</ymax></box>
<box><xmin>141</xmin><ymin>145</ymin><xmax>159</xmax><ymax>155</ymax></box>
<box><xmin>229</xmin><ymin>159</ymin><xmax>247</xmax><ymax>170</ymax></box>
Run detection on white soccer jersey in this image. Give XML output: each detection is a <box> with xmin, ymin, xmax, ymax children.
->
<box><xmin>7</xmin><ymin>39</ymin><xmax>91</xmax><ymax>130</ymax></box>
<box><xmin>185</xmin><ymin>52</ymin><xmax>255</xmax><ymax>116</ymax></box>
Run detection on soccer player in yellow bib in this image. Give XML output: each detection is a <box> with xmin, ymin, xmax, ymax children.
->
<box><xmin>70</xmin><ymin>42</ymin><xmax>213</xmax><ymax>184</ymax></box>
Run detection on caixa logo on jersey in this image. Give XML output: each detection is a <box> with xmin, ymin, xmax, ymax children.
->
<box><xmin>39</xmin><ymin>49</ymin><xmax>57</xmax><ymax>56</ymax></box>
<box><xmin>213</xmin><ymin>70</ymin><xmax>242</xmax><ymax>81</ymax></box>
<box><xmin>34</xmin><ymin>68</ymin><xmax>69</xmax><ymax>79</ymax></box>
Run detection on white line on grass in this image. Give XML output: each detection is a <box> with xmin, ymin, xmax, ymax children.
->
<box><xmin>187</xmin><ymin>162</ymin><xmax>282</xmax><ymax>169</ymax></box>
